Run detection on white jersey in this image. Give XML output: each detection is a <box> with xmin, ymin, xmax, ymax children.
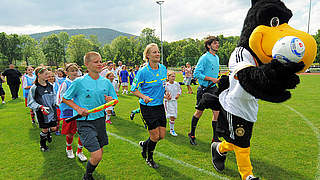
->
<box><xmin>219</xmin><ymin>47</ymin><xmax>259</xmax><ymax>122</ymax></box>
<box><xmin>111</xmin><ymin>69</ymin><xmax>119</xmax><ymax>81</ymax></box>
<box><xmin>164</xmin><ymin>81</ymin><xmax>181</xmax><ymax>118</ymax></box>
<box><xmin>100</xmin><ymin>69</ymin><xmax>109</xmax><ymax>78</ymax></box>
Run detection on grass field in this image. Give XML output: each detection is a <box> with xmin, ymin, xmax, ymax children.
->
<box><xmin>0</xmin><ymin>74</ymin><xmax>319</xmax><ymax>180</ymax></box>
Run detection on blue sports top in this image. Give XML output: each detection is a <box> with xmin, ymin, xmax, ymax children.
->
<box><xmin>193</xmin><ymin>51</ymin><xmax>220</xmax><ymax>87</ymax></box>
<box><xmin>131</xmin><ymin>63</ymin><xmax>167</xmax><ymax>106</ymax></box>
<box><xmin>57</xmin><ymin>78</ymin><xmax>73</xmax><ymax>118</ymax></box>
<box><xmin>63</xmin><ymin>74</ymin><xmax>118</xmax><ymax>120</ymax></box>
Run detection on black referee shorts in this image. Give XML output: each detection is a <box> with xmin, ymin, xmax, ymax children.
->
<box><xmin>216</xmin><ymin>107</ymin><xmax>254</xmax><ymax>148</ymax></box>
<box><xmin>140</xmin><ymin>104</ymin><xmax>167</xmax><ymax>130</ymax></box>
<box><xmin>195</xmin><ymin>85</ymin><xmax>220</xmax><ymax>111</ymax></box>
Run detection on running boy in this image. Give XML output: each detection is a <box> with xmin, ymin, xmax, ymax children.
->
<box><xmin>62</xmin><ymin>52</ymin><xmax>117</xmax><ymax>180</ymax></box>
<box><xmin>57</xmin><ymin>63</ymin><xmax>87</xmax><ymax>161</ymax></box>
<box><xmin>27</xmin><ymin>66</ymin><xmax>58</xmax><ymax>152</ymax></box>
<box><xmin>164</xmin><ymin>71</ymin><xmax>181</xmax><ymax>136</ymax></box>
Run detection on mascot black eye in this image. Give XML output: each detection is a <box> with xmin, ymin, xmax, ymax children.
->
<box><xmin>270</xmin><ymin>17</ymin><xmax>280</xmax><ymax>27</ymax></box>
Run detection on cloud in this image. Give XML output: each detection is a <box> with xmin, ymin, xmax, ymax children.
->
<box><xmin>0</xmin><ymin>0</ymin><xmax>318</xmax><ymax>41</ymax></box>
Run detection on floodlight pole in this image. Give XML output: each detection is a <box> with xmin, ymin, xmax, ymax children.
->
<box><xmin>307</xmin><ymin>0</ymin><xmax>312</xmax><ymax>34</ymax></box>
<box><xmin>156</xmin><ymin>0</ymin><xmax>164</xmax><ymax>64</ymax></box>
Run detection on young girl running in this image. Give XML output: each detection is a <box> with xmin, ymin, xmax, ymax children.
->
<box><xmin>57</xmin><ymin>63</ymin><xmax>87</xmax><ymax>161</ymax></box>
<box><xmin>27</xmin><ymin>66</ymin><xmax>58</xmax><ymax>152</ymax></box>
<box><xmin>48</xmin><ymin>71</ymin><xmax>61</xmax><ymax>135</ymax></box>
<box><xmin>105</xmin><ymin>71</ymin><xmax>117</xmax><ymax>124</ymax></box>
<box><xmin>22</xmin><ymin>66</ymin><xmax>36</xmax><ymax>124</ymax></box>
<box><xmin>164</xmin><ymin>71</ymin><xmax>181</xmax><ymax>136</ymax></box>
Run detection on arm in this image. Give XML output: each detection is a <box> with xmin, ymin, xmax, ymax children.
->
<box><xmin>27</xmin><ymin>85</ymin><xmax>41</xmax><ymax>110</ymax></box>
<box><xmin>131</xmin><ymin>89</ymin><xmax>152</xmax><ymax>103</ymax></box>
<box><xmin>62</xmin><ymin>97</ymin><xmax>88</xmax><ymax>116</ymax></box>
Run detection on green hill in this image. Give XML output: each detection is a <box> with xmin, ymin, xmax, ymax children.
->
<box><xmin>29</xmin><ymin>28</ymin><xmax>136</xmax><ymax>44</ymax></box>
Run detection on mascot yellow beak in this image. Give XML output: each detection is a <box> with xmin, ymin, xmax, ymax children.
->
<box><xmin>249</xmin><ymin>23</ymin><xmax>317</xmax><ymax>72</ymax></box>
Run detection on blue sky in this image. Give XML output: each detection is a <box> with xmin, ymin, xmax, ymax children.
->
<box><xmin>0</xmin><ymin>0</ymin><xmax>318</xmax><ymax>42</ymax></box>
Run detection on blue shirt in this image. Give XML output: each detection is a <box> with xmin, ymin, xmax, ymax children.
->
<box><xmin>193</xmin><ymin>52</ymin><xmax>220</xmax><ymax>87</ymax></box>
<box><xmin>120</xmin><ymin>70</ymin><xmax>129</xmax><ymax>83</ymax></box>
<box><xmin>131</xmin><ymin>63</ymin><xmax>167</xmax><ymax>106</ymax></box>
<box><xmin>58</xmin><ymin>79</ymin><xmax>73</xmax><ymax>118</ymax></box>
<box><xmin>63</xmin><ymin>74</ymin><xmax>118</xmax><ymax>120</ymax></box>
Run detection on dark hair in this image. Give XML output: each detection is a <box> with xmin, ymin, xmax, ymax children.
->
<box><xmin>204</xmin><ymin>36</ymin><xmax>219</xmax><ymax>51</ymax></box>
<box><xmin>34</xmin><ymin>66</ymin><xmax>47</xmax><ymax>84</ymax></box>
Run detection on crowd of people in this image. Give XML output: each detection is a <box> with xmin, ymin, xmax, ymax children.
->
<box><xmin>0</xmin><ymin>36</ymin><xmax>250</xmax><ymax>180</ymax></box>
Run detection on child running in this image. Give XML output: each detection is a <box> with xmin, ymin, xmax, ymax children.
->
<box><xmin>164</xmin><ymin>71</ymin><xmax>181</xmax><ymax>136</ymax></box>
<box><xmin>48</xmin><ymin>71</ymin><xmax>61</xmax><ymax>135</ymax></box>
<box><xmin>57</xmin><ymin>63</ymin><xmax>87</xmax><ymax>161</ymax></box>
<box><xmin>22</xmin><ymin>66</ymin><xmax>36</xmax><ymax>124</ymax></box>
<box><xmin>105</xmin><ymin>71</ymin><xmax>117</xmax><ymax>124</ymax></box>
<box><xmin>62</xmin><ymin>52</ymin><xmax>117</xmax><ymax>180</ymax></box>
<box><xmin>27</xmin><ymin>66</ymin><xmax>58</xmax><ymax>152</ymax></box>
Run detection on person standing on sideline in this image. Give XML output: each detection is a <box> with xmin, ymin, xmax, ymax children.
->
<box><xmin>131</xmin><ymin>43</ymin><xmax>167</xmax><ymax>169</ymax></box>
<box><xmin>116</xmin><ymin>61</ymin><xmax>123</xmax><ymax>92</ymax></box>
<box><xmin>0</xmin><ymin>73</ymin><xmax>6</xmax><ymax>104</ymax></box>
<box><xmin>185</xmin><ymin>62</ymin><xmax>193</xmax><ymax>94</ymax></box>
<box><xmin>188</xmin><ymin>36</ymin><xmax>221</xmax><ymax>145</ymax></box>
<box><xmin>62</xmin><ymin>52</ymin><xmax>117</xmax><ymax>180</ymax></box>
<box><xmin>2</xmin><ymin>64</ymin><xmax>22</xmax><ymax>100</ymax></box>
<box><xmin>57</xmin><ymin>63</ymin><xmax>87</xmax><ymax>161</ymax></box>
<box><xmin>112</xmin><ymin>63</ymin><xmax>119</xmax><ymax>96</ymax></box>
<box><xmin>22</xmin><ymin>66</ymin><xmax>36</xmax><ymax>123</ymax></box>
<box><xmin>164</xmin><ymin>71</ymin><xmax>181</xmax><ymax>136</ymax></box>
<box><xmin>27</xmin><ymin>66</ymin><xmax>58</xmax><ymax>152</ymax></box>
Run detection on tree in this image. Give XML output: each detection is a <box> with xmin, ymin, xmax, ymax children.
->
<box><xmin>67</xmin><ymin>34</ymin><xmax>93</xmax><ymax>66</ymax></box>
<box><xmin>110</xmin><ymin>36</ymin><xmax>132</xmax><ymax>64</ymax></box>
<box><xmin>41</xmin><ymin>34</ymin><xmax>64</xmax><ymax>66</ymax></box>
<box><xmin>182</xmin><ymin>43</ymin><xmax>201</xmax><ymax>65</ymax></box>
<box><xmin>0</xmin><ymin>33</ymin><xmax>22</xmax><ymax>64</ymax></box>
<box><xmin>58</xmin><ymin>32</ymin><xmax>70</xmax><ymax>65</ymax></box>
<box><xmin>89</xmin><ymin>35</ymin><xmax>102</xmax><ymax>54</ymax></box>
<box><xmin>19</xmin><ymin>35</ymin><xmax>37</xmax><ymax>66</ymax></box>
<box><xmin>313</xmin><ymin>30</ymin><xmax>320</xmax><ymax>63</ymax></box>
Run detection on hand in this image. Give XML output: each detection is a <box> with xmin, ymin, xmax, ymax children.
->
<box><xmin>210</xmin><ymin>77</ymin><xmax>219</xmax><ymax>84</ymax></box>
<box><xmin>40</xmin><ymin>105</ymin><xmax>50</xmax><ymax>115</ymax></box>
<box><xmin>76</xmin><ymin>107</ymin><xmax>89</xmax><ymax>116</ymax></box>
<box><xmin>175</xmin><ymin>94</ymin><xmax>180</xmax><ymax>100</ymax></box>
<box><xmin>104</xmin><ymin>95</ymin><xmax>113</xmax><ymax>102</ymax></box>
<box><xmin>142</xmin><ymin>95</ymin><xmax>152</xmax><ymax>104</ymax></box>
<box><xmin>166</xmin><ymin>92</ymin><xmax>172</xmax><ymax>100</ymax></box>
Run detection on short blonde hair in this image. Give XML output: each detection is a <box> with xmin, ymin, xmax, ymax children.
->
<box><xmin>143</xmin><ymin>43</ymin><xmax>158</xmax><ymax>62</ymax></box>
<box><xmin>65</xmin><ymin>63</ymin><xmax>79</xmax><ymax>72</ymax></box>
<box><xmin>167</xmin><ymin>71</ymin><xmax>175</xmax><ymax>77</ymax></box>
<box><xmin>105</xmin><ymin>71</ymin><xmax>114</xmax><ymax>79</ymax></box>
<box><xmin>84</xmin><ymin>51</ymin><xmax>101</xmax><ymax>64</ymax></box>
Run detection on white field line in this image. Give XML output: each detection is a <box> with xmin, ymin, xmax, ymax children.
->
<box><xmin>107</xmin><ymin>132</ymin><xmax>230</xmax><ymax>180</ymax></box>
<box><xmin>283</xmin><ymin>104</ymin><xmax>320</xmax><ymax>180</ymax></box>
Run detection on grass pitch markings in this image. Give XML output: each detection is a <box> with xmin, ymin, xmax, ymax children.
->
<box><xmin>283</xmin><ymin>104</ymin><xmax>320</xmax><ymax>179</ymax></box>
<box><xmin>108</xmin><ymin>132</ymin><xmax>230</xmax><ymax>180</ymax></box>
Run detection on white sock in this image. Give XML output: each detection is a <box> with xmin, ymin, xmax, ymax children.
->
<box><xmin>169</xmin><ymin>120</ymin><xmax>175</xmax><ymax>131</ymax></box>
<box><xmin>106</xmin><ymin>115</ymin><xmax>111</xmax><ymax>120</ymax></box>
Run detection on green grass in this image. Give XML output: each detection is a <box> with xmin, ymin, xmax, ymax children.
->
<box><xmin>0</xmin><ymin>74</ymin><xmax>319</xmax><ymax>180</ymax></box>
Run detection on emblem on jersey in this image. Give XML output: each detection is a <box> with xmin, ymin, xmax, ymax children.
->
<box><xmin>235</xmin><ymin>124</ymin><xmax>245</xmax><ymax>137</ymax></box>
<box><xmin>156</xmin><ymin>73</ymin><xmax>159</xmax><ymax>76</ymax></box>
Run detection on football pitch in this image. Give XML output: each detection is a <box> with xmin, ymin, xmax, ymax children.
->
<box><xmin>0</xmin><ymin>74</ymin><xmax>319</xmax><ymax>180</ymax></box>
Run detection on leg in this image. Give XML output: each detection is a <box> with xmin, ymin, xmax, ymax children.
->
<box><xmin>169</xmin><ymin>117</ymin><xmax>177</xmax><ymax>136</ymax></box>
<box><xmin>8</xmin><ymin>84</ymin><xmax>15</xmax><ymax>99</ymax></box>
<box><xmin>188</xmin><ymin>109</ymin><xmax>203</xmax><ymax>145</ymax></box>
<box><xmin>40</xmin><ymin>128</ymin><xmax>49</xmax><ymax>151</ymax></box>
<box><xmin>146</xmin><ymin>127</ymin><xmax>160</xmax><ymax>168</ymax></box>
<box><xmin>234</xmin><ymin>145</ymin><xmax>253</xmax><ymax>180</ymax></box>
<box><xmin>76</xmin><ymin>137</ymin><xmax>87</xmax><ymax>162</ymax></box>
<box><xmin>84</xmin><ymin>148</ymin><xmax>103</xmax><ymax>179</ymax></box>
<box><xmin>106</xmin><ymin>110</ymin><xmax>112</xmax><ymax>124</ymax></box>
<box><xmin>212</xmin><ymin>110</ymin><xmax>221</xmax><ymax>142</ymax></box>
<box><xmin>66</xmin><ymin>133</ymin><xmax>75</xmax><ymax>159</ymax></box>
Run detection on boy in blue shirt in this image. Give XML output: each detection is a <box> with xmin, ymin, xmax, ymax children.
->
<box><xmin>62</xmin><ymin>52</ymin><xmax>117</xmax><ymax>180</ymax></box>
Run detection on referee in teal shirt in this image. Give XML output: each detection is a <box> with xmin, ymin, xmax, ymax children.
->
<box><xmin>63</xmin><ymin>52</ymin><xmax>117</xmax><ymax>180</ymax></box>
<box><xmin>188</xmin><ymin>36</ymin><xmax>221</xmax><ymax>145</ymax></box>
<box><xmin>131</xmin><ymin>43</ymin><xmax>167</xmax><ymax>169</ymax></box>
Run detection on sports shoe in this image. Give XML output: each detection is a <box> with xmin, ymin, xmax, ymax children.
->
<box><xmin>82</xmin><ymin>173</ymin><xmax>95</xmax><ymax>180</ymax></box>
<box><xmin>188</xmin><ymin>133</ymin><xmax>197</xmax><ymax>145</ymax></box>
<box><xmin>40</xmin><ymin>145</ymin><xmax>49</xmax><ymax>152</ymax></box>
<box><xmin>130</xmin><ymin>112</ymin><xmax>135</xmax><ymax>120</ymax></box>
<box><xmin>55</xmin><ymin>131</ymin><xmax>61</xmax><ymax>136</ymax></box>
<box><xmin>66</xmin><ymin>148</ymin><xmax>75</xmax><ymax>159</ymax></box>
<box><xmin>111</xmin><ymin>110</ymin><xmax>116</xmax><ymax>116</ymax></box>
<box><xmin>146</xmin><ymin>159</ymin><xmax>159</xmax><ymax>169</ymax></box>
<box><xmin>47</xmin><ymin>133</ymin><xmax>52</xmax><ymax>143</ymax></box>
<box><xmin>76</xmin><ymin>152</ymin><xmax>87</xmax><ymax>162</ymax></box>
<box><xmin>170</xmin><ymin>130</ymin><xmax>178</xmax><ymax>136</ymax></box>
<box><xmin>246</xmin><ymin>175</ymin><xmax>260</xmax><ymax>180</ymax></box>
<box><xmin>32</xmin><ymin>120</ymin><xmax>35</xmax><ymax>124</ymax></box>
<box><xmin>106</xmin><ymin>120</ymin><xmax>112</xmax><ymax>124</ymax></box>
<box><xmin>139</xmin><ymin>141</ymin><xmax>147</xmax><ymax>159</ymax></box>
<box><xmin>2</xmin><ymin>101</ymin><xmax>5</xmax><ymax>104</ymax></box>
<box><xmin>211</xmin><ymin>142</ymin><xmax>226</xmax><ymax>172</ymax></box>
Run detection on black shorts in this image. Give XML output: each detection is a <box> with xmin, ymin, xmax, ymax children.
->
<box><xmin>77</xmin><ymin>117</ymin><xmax>108</xmax><ymax>152</ymax></box>
<box><xmin>140</xmin><ymin>104</ymin><xmax>167</xmax><ymax>130</ymax></box>
<box><xmin>38</xmin><ymin>119</ymin><xmax>57</xmax><ymax>129</ymax></box>
<box><xmin>216</xmin><ymin>107</ymin><xmax>254</xmax><ymax>148</ymax></box>
<box><xmin>0</xmin><ymin>87</ymin><xmax>4</xmax><ymax>96</ymax></box>
<box><xmin>195</xmin><ymin>85</ymin><xmax>219</xmax><ymax>110</ymax></box>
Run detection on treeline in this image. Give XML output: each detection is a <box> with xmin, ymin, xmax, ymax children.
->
<box><xmin>0</xmin><ymin>28</ymin><xmax>319</xmax><ymax>69</ymax></box>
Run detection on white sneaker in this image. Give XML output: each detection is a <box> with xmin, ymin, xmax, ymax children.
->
<box><xmin>2</xmin><ymin>101</ymin><xmax>5</xmax><ymax>104</ymax></box>
<box><xmin>76</xmin><ymin>152</ymin><xmax>87</xmax><ymax>162</ymax></box>
<box><xmin>66</xmin><ymin>148</ymin><xmax>75</xmax><ymax>159</ymax></box>
<box><xmin>170</xmin><ymin>130</ymin><xmax>178</xmax><ymax>136</ymax></box>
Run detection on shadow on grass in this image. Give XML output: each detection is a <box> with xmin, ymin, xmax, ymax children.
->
<box><xmin>154</xmin><ymin>164</ymin><xmax>193</xmax><ymax>180</ymax></box>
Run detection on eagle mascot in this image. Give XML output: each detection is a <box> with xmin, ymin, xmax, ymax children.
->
<box><xmin>208</xmin><ymin>0</ymin><xmax>317</xmax><ymax>180</ymax></box>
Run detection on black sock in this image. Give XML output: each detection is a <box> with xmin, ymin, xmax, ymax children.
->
<box><xmin>40</xmin><ymin>131</ymin><xmax>47</xmax><ymax>147</ymax></box>
<box><xmin>144</xmin><ymin>138</ymin><xmax>150</xmax><ymax>148</ymax></box>
<box><xmin>212</xmin><ymin>121</ymin><xmax>218</xmax><ymax>139</ymax></box>
<box><xmin>86</xmin><ymin>160</ymin><xmax>98</xmax><ymax>176</ymax></box>
<box><xmin>147</xmin><ymin>139</ymin><xmax>157</xmax><ymax>161</ymax></box>
<box><xmin>190</xmin><ymin>116</ymin><xmax>199</xmax><ymax>136</ymax></box>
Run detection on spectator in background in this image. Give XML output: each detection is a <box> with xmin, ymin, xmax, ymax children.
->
<box><xmin>185</xmin><ymin>62</ymin><xmax>193</xmax><ymax>94</ymax></box>
<box><xmin>119</xmin><ymin>65</ymin><xmax>129</xmax><ymax>94</ymax></box>
<box><xmin>0</xmin><ymin>72</ymin><xmax>6</xmax><ymax>104</ymax></box>
<box><xmin>2</xmin><ymin>64</ymin><xmax>22</xmax><ymax>100</ymax></box>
